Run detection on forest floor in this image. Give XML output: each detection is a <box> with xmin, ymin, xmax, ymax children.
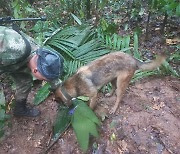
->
<box><xmin>0</xmin><ymin>76</ymin><xmax>179</xmax><ymax>154</ymax></box>
<box><xmin>0</xmin><ymin>30</ymin><xmax>180</xmax><ymax>153</ymax></box>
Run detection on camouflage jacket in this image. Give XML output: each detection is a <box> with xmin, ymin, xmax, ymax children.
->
<box><xmin>0</xmin><ymin>26</ymin><xmax>39</xmax><ymax>73</ymax></box>
<box><xmin>0</xmin><ymin>26</ymin><xmax>61</xmax><ymax>90</ymax></box>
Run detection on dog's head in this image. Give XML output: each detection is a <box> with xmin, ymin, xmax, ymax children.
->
<box><xmin>55</xmin><ymin>86</ymin><xmax>72</xmax><ymax>106</ymax></box>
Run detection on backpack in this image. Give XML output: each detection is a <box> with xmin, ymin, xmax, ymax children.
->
<box><xmin>0</xmin><ymin>26</ymin><xmax>31</xmax><ymax>68</ymax></box>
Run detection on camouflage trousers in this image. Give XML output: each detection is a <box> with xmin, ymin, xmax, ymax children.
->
<box><xmin>10</xmin><ymin>71</ymin><xmax>33</xmax><ymax>102</ymax></box>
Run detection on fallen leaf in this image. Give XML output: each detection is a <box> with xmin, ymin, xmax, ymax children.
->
<box><xmin>153</xmin><ymin>96</ymin><xmax>159</xmax><ymax>102</ymax></box>
<box><xmin>166</xmin><ymin>38</ymin><xmax>180</xmax><ymax>45</ymax></box>
<box><xmin>152</xmin><ymin>102</ymin><xmax>165</xmax><ymax>110</ymax></box>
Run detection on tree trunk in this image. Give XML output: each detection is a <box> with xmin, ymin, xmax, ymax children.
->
<box><xmin>145</xmin><ymin>11</ymin><xmax>151</xmax><ymax>40</ymax></box>
<box><xmin>86</xmin><ymin>0</ymin><xmax>91</xmax><ymax>19</ymax></box>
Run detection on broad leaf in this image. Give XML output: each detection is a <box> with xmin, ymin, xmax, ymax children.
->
<box><xmin>72</xmin><ymin>111</ymin><xmax>99</xmax><ymax>151</ymax></box>
<box><xmin>53</xmin><ymin>105</ymin><xmax>72</xmax><ymax>138</ymax></box>
<box><xmin>73</xmin><ymin>99</ymin><xmax>100</xmax><ymax>125</ymax></box>
<box><xmin>33</xmin><ymin>83</ymin><xmax>50</xmax><ymax>105</ymax></box>
<box><xmin>72</xmin><ymin>99</ymin><xmax>100</xmax><ymax>151</ymax></box>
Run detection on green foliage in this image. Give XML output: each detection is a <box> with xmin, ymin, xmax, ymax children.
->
<box><xmin>33</xmin><ymin>82</ymin><xmax>51</xmax><ymax>105</ymax></box>
<box><xmin>0</xmin><ymin>86</ymin><xmax>5</xmax><ymax>106</ymax></box>
<box><xmin>71</xmin><ymin>13</ymin><xmax>82</xmax><ymax>25</ymax></box>
<box><xmin>103</xmin><ymin>31</ymin><xmax>179</xmax><ymax>81</ymax></box>
<box><xmin>11</xmin><ymin>0</ymin><xmax>37</xmax><ymax>29</ymax></box>
<box><xmin>176</xmin><ymin>3</ymin><xmax>180</xmax><ymax>16</ymax></box>
<box><xmin>133</xmin><ymin>32</ymin><xmax>141</xmax><ymax>59</ymax></box>
<box><xmin>104</xmin><ymin>34</ymin><xmax>131</xmax><ymax>53</ymax></box>
<box><xmin>158</xmin><ymin>51</ymin><xmax>180</xmax><ymax>77</ymax></box>
<box><xmin>132</xmin><ymin>70</ymin><xmax>159</xmax><ymax>83</ymax></box>
<box><xmin>52</xmin><ymin>99</ymin><xmax>100</xmax><ymax>152</ymax></box>
<box><xmin>33</xmin><ymin>25</ymin><xmax>109</xmax><ymax>106</ymax></box>
<box><xmin>53</xmin><ymin>105</ymin><xmax>72</xmax><ymax>139</ymax></box>
<box><xmin>0</xmin><ymin>85</ymin><xmax>9</xmax><ymax>138</ymax></box>
<box><xmin>99</xmin><ymin>18</ymin><xmax>119</xmax><ymax>34</ymax></box>
<box><xmin>45</xmin><ymin>25</ymin><xmax>109</xmax><ymax>79</ymax></box>
<box><xmin>11</xmin><ymin>0</ymin><xmax>36</xmax><ymax>18</ymax></box>
<box><xmin>4</xmin><ymin>0</ymin><xmax>178</xmax><ymax>150</ymax></box>
<box><xmin>35</xmin><ymin>25</ymin><xmax>104</xmax><ymax>148</ymax></box>
<box><xmin>160</xmin><ymin>60</ymin><xmax>179</xmax><ymax>77</ymax></box>
<box><xmin>40</xmin><ymin>0</ymin><xmax>109</xmax><ymax>26</ymax></box>
<box><xmin>130</xmin><ymin>0</ymin><xmax>145</xmax><ymax>20</ymax></box>
<box><xmin>131</xmin><ymin>52</ymin><xmax>180</xmax><ymax>82</ymax></box>
<box><xmin>150</xmin><ymin>0</ymin><xmax>180</xmax><ymax>16</ymax></box>
<box><xmin>71</xmin><ymin>99</ymin><xmax>100</xmax><ymax>152</ymax></box>
<box><xmin>30</xmin><ymin>21</ymin><xmax>50</xmax><ymax>45</ymax></box>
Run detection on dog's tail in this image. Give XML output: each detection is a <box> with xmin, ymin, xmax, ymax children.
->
<box><xmin>136</xmin><ymin>54</ymin><xmax>166</xmax><ymax>71</ymax></box>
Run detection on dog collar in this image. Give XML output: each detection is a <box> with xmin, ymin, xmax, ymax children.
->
<box><xmin>60</xmin><ymin>84</ymin><xmax>73</xmax><ymax>106</ymax></box>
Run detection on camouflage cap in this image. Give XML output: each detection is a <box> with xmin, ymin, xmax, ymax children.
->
<box><xmin>0</xmin><ymin>26</ymin><xmax>27</xmax><ymax>66</ymax></box>
<box><xmin>36</xmin><ymin>48</ymin><xmax>64</xmax><ymax>80</ymax></box>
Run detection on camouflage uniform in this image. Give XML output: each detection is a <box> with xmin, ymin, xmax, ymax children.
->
<box><xmin>0</xmin><ymin>26</ymin><xmax>60</xmax><ymax>102</ymax></box>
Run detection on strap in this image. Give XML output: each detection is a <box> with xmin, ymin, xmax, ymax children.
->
<box><xmin>60</xmin><ymin>85</ymin><xmax>73</xmax><ymax>102</ymax></box>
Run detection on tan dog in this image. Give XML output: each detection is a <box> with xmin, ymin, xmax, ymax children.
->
<box><xmin>55</xmin><ymin>51</ymin><xmax>166</xmax><ymax>114</ymax></box>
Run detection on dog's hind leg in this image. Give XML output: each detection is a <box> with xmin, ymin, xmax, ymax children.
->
<box><xmin>110</xmin><ymin>71</ymin><xmax>134</xmax><ymax>114</ymax></box>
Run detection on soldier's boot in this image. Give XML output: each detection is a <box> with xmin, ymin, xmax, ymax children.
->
<box><xmin>13</xmin><ymin>99</ymin><xmax>40</xmax><ymax>117</ymax></box>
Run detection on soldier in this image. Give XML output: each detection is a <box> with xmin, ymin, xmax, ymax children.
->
<box><xmin>0</xmin><ymin>26</ymin><xmax>64</xmax><ymax>117</ymax></box>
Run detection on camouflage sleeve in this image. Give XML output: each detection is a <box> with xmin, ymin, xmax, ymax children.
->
<box><xmin>0</xmin><ymin>26</ymin><xmax>27</xmax><ymax>66</ymax></box>
<box><xmin>49</xmin><ymin>78</ymin><xmax>62</xmax><ymax>90</ymax></box>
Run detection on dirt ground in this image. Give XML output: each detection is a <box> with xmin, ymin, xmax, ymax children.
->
<box><xmin>0</xmin><ymin>76</ymin><xmax>179</xmax><ymax>154</ymax></box>
<box><xmin>0</xmin><ymin>1</ymin><xmax>179</xmax><ymax>153</ymax></box>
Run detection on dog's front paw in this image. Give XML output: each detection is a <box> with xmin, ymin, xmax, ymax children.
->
<box><xmin>105</xmin><ymin>92</ymin><xmax>113</xmax><ymax>97</ymax></box>
<box><xmin>109</xmin><ymin>107</ymin><xmax>117</xmax><ymax>114</ymax></box>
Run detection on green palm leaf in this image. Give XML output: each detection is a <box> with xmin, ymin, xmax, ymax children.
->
<box><xmin>104</xmin><ymin>33</ymin><xmax>131</xmax><ymax>53</ymax></box>
<box><xmin>45</xmin><ymin>25</ymin><xmax>109</xmax><ymax>77</ymax></box>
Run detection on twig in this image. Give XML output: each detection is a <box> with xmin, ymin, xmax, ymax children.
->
<box><xmin>46</xmin><ymin>131</ymin><xmax>53</xmax><ymax>147</ymax></box>
<box><xmin>41</xmin><ymin>123</ymin><xmax>71</xmax><ymax>154</ymax></box>
<box><xmin>145</xmin><ymin>11</ymin><xmax>151</xmax><ymax>41</ymax></box>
